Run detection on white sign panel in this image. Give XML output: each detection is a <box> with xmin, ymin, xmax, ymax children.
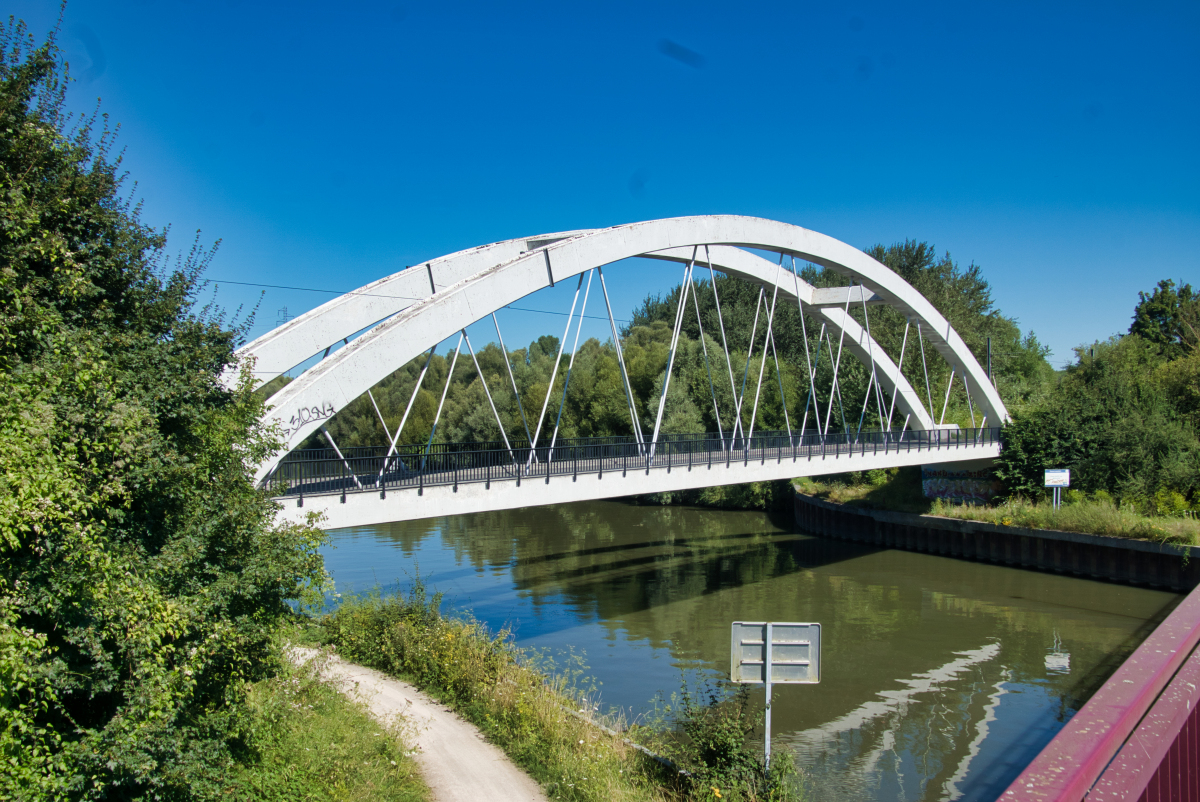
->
<box><xmin>731</xmin><ymin>621</ymin><xmax>821</xmax><ymax>684</ymax></box>
<box><xmin>1044</xmin><ymin>469</ymin><xmax>1070</xmax><ymax>488</ymax></box>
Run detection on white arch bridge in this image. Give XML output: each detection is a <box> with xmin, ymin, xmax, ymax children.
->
<box><xmin>235</xmin><ymin>216</ymin><xmax>1007</xmax><ymax>529</ymax></box>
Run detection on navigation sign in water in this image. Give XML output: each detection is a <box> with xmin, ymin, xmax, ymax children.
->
<box><xmin>731</xmin><ymin>621</ymin><xmax>821</xmax><ymax>771</ymax></box>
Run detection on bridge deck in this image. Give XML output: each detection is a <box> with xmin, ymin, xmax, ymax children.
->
<box><xmin>270</xmin><ymin>427</ymin><xmax>1001</xmax><ymax>528</ymax></box>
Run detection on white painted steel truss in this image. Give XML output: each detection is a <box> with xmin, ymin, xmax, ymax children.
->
<box><xmin>231</xmin><ymin>215</ymin><xmax>1009</xmax><ymax>485</ymax></box>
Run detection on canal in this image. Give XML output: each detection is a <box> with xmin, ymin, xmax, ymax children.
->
<box><xmin>321</xmin><ymin>499</ymin><xmax>1180</xmax><ymax>802</ymax></box>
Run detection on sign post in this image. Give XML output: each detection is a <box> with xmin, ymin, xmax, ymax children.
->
<box><xmin>731</xmin><ymin>621</ymin><xmax>821</xmax><ymax>773</ymax></box>
<box><xmin>1044</xmin><ymin>469</ymin><xmax>1070</xmax><ymax>510</ymax></box>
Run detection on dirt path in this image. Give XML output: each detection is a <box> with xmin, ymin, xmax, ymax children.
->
<box><xmin>291</xmin><ymin>647</ymin><xmax>547</xmax><ymax>802</ymax></box>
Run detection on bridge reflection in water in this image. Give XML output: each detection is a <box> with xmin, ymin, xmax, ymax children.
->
<box><xmin>319</xmin><ymin>499</ymin><xmax>1179</xmax><ymax>802</ymax></box>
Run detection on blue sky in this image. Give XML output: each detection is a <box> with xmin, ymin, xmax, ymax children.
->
<box><xmin>11</xmin><ymin>0</ymin><xmax>1199</xmax><ymax>367</ymax></box>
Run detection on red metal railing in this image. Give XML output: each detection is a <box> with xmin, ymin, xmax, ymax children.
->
<box><xmin>999</xmin><ymin>580</ymin><xmax>1200</xmax><ymax>801</ymax></box>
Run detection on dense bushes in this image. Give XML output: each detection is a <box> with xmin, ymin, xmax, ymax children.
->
<box><xmin>0</xmin><ymin>22</ymin><xmax>326</xmax><ymax>799</ymax></box>
<box><xmin>995</xmin><ymin>310</ymin><xmax>1200</xmax><ymax>509</ymax></box>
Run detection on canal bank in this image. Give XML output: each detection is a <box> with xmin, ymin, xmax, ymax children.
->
<box><xmin>321</xmin><ymin>500</ymin><xmax>1181</xmax><ymax>802</ymax></box>
<box><xmin>793</xmin><ymin>491</ymin><xmax>1200</xmax><ymax>592</ymax></box>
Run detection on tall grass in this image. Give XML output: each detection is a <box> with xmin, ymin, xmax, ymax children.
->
<box><xmin>930</xmin><ymin>496</ymin><xmax>1200</xmax><ymax>545</ymax></box>
<box><xmin>225</xmin><ymin>650</ymin><xmax>427</xmax><ymax>801</ymax></box>
<box><xmin>320</xmin><ymin>582</ymin><xmax>805</xmax><ymax>802</ymax></box>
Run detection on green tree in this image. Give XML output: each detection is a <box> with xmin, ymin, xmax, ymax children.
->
<box><xmin>627</xmin><ymin>240</ymin><xmax>1053</xmax><ymax>434</ymax></box>
<box><xmin>0</xmin><ymin>21</ymin><xmax>325</xmax><ymax>799</ymax></box>
<box><xmin>995</xmin><ymin>335</ymin><xmax>1200</xmax><ymax>505</ymax></box>
<box><xmin>1130</xmin><ymin>278</ymin><xmax>1198</xmax><ymax>358</ymax></box>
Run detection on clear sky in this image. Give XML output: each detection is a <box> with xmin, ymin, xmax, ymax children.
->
<box><xmin>11</xmin><ymin>0</ymin><xmax>1199</xmax><ymax>367</ymax></box>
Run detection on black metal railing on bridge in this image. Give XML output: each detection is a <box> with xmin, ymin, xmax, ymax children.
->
<box><xmin>263</xmin><ymin>426</ymin><xmax>1002</xmax><ymax>503</ymax></box>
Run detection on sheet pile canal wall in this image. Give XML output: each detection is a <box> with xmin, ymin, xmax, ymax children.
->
<box><xmin>793</xmin><ymin>492</ymin><xmax>1200</xmax><ymax>592</ymax></box>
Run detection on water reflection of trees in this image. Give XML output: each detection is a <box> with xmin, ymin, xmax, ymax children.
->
<box><xmin>372</xmin><ymin>503</ymin><xmax>1175</xmax><ymax>706</ymax></box>
<box><xmin>433</xmin><ymin>503</ymin><xmax>879</xmax><ymax>635</ymax></box>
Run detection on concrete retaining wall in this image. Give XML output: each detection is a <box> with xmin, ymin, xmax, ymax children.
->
<box><xmin>794</xmin><ymin>492</ymin><xmax>1200</xmax><ymax>592</ymax></box>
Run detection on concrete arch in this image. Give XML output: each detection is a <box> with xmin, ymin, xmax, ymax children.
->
<box><xmin>251</xmin><ymin>216</ymin><xmax>1007</xmax><ymax>483</ymax></box>
<box><xmin>229</xmin><ymin>229</ymin><xmax>594</xmax><ymax>387</ymax></box>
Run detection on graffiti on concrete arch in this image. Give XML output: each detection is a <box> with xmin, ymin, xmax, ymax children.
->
<box><xmin>285</xmin><ymin>401</ymin><xmax>336</xmax><ymax>439</ymax></box>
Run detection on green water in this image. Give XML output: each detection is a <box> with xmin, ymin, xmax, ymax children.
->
<box><xmin>322</xmin><ymin>499</ymin><xmax>1179</xmax><ymax>802</ymax></box>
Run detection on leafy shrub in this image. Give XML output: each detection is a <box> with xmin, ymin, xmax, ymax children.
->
<box><xmin>0</xmin><ymin>21</ymin><xmax>327</xmax><ymax>798</ymax></box>
<box><xmin>865</xmin><ymin>468</ymin><xmax>889</xmax><ymax>487</ymax></box>
<box><xmin>994</xmin><ymin>330</ymin><xmax>1200</xmax><ymax>505</ymax></box>
<box><xmin>1154</xmin><ymin>488</ymin><xmax>1191</xmax><ymax>517</ymax></box>
<box><xmin>646</xmin><ymin>681</ymin><xmax>801</xmax><ymax>802</ymax></box>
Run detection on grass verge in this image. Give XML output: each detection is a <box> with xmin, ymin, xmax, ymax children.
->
<box><xmin>319</xmin><ymin>581</ymin><xmax>806</xmax><ymax>802</ymax></box>
<box><xmin>794</xmin><ymin>467</ymin><xmax>1199</xmax><ymax>545</ymax></box>
<box><xmin>223</xmin><ymin>646</ymin><xmax>428</xmax><ymax>801</ymax></box>
<box><xmin>929</xmin><ymin>496</ymin><xmax>1200</xmax><ymax>545</ymax></box>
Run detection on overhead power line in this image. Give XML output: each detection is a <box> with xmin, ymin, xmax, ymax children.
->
<box><xmin>203</xmin><ymin>278</ymin><xmax>631</xmax><ymax>324</ymax></box>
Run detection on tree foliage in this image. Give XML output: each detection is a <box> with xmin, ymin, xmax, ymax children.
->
<box><xmin>1130</xmin><ymin>278</ymin><xmax>1198</xmax><ymax>357</ymax></box>
<box><xmin>996</xmin><ymin>281</ymin><xmax>1200</xmax><ymax>508</ymax></box>
<box><xmin>0</xmin><ymin>21</ymin><xmax>325</xmax><ymax>800</ymax></box>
